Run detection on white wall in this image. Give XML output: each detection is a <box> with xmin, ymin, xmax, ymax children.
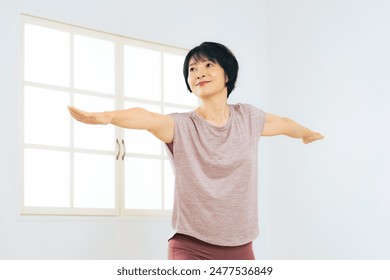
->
<box><xmin>265</xmin><ymin>0</ymin><xmax>390</xmax><ymax>259</ymax></box>
<box><xmin>0</xmin><ymin>0</ymin><xmax>267</xmax><ymax>259</ymax></box>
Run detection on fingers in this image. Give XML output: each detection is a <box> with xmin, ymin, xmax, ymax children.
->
<box><xmin>68</xmin><ymin>105</ymin><xmax>83</xmax><ymax>121</ymax></box>
<box><xmin>303</xmin><ymin>133</ymin><xmax>324</xmax><ymax>144</ymax></box>
<box><xmin>315</xmin><ymin>133</ymin><xmax>325</xmax><ymax>142</ymax></box>
<box><xmin>68</xmin><ymin>106</ymin><xmax>95</xmax><ymax>124</ymax></box>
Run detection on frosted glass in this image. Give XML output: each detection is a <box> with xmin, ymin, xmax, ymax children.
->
<box><xmin>24</xmin><ymin>86</ymin><xmax>70</xmax><ymax>147</ymax></box>
<box><xmin>164</xmin><ymin>160</ymin><xmax>175</xmax><ymax>210</ymax></box>
<box><xmin>125</xmin><ymin>158</ymin><xmax>161</xmax><ymax>209</ymax></box>
<box><xmin>24</xmin><ymin>24</ymin><xmax>70</xmax><ymax>87</ymax></box>
<box><xmin>74</xmin><ymin>35</ymin><xmax>115</xmax><ymax>94</ymax></box>
<box><xmin>73</xmin><ymin>94</ymin><xmax>115</xmax><ymax>151</ymax></box>
<box><xmin>74</xmin><ymin>153</ymin><xmax>115</xmax><ymax>208</ymax></box>
<box><xmin>163</xmin><ymin>53</ymin><xmax>198</xmax><ymax>106</ymax></box>
<box><xmin>24</xmin><ymin>149</ymin><xmax>70</xmax><ymax>207</ymax></box>
<box><xmin>124</xmin><ymin>102</ymin><xmax>162</xmax><ymax>155</ymax></box>
<box><xmin>124</xmin><ymin>45</ymin><xmax>161</xmax><ymax>101</ymax></box>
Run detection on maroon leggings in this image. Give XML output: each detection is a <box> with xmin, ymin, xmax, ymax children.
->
<box><xmin>168</xmin><ymin>234</ymin><xmax>255</xmax><ymax>260</ymax></box>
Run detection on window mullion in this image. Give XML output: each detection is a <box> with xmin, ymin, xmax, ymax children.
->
<box><xmin>160</xmin><ymin>52</ymin><xmax>165</xmax><ymax>211</ymax></box>
<box><xmin>70</xmin><ymin>30</ymin><xmax>75</xmax><ymax>209</ymax></box>
<box><xmin>116</xmin><ymin>37</ymin><xmax>125</xmax><ymax>215</ymax></box>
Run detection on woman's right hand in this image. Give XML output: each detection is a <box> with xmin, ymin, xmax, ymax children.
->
<box><xmin>68</xmin><ymin>106</ymin><xmax>112</xmax><ymax>125</ymax></box>
<box><xmin>68</xmin><ymin>106</ymin><xmax>174</xmax><ymax>143</ymax></box>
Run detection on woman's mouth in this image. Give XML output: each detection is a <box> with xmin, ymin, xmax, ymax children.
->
<box><xmin>196</xmin><ymin>81</ymin><xmax>210</xmax><ymax>87</ymax></box>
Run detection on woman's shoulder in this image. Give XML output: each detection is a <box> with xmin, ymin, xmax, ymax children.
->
<box><xmin>166</xmin><ymin>110</ymin><xmax>196</xmax><ymax>124</ymax></box>
<box><xmin>230</xmin><ymin>103</ymin><xmax>266</xmax><ymax>123</ymax></box>
<box><xmin>230</xmin><ymin>103</ymin><xmax>262</xmax><ymax>113</ymax></box>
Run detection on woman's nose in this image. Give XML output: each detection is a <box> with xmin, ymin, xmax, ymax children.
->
<box><xmin>197</xmin><ymin>73</ymin><xmax>205</xmax><ymax>79</ymax></box>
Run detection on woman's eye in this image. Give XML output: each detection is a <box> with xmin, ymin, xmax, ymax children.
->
<box><xmin>206</xmin><ymin>63</ymin><xmax>213</xmax><ymax>67</ymax></box>
<box><xmin>189</xmin><ymin>67</ymin><xmax>195</xmax><ymax>72</ymax></box>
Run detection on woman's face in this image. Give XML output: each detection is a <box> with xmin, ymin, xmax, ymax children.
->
<box><xmin>187</xmin><ymin>57</ymin><xmax>228</xmax><ymax>99</ymax></box>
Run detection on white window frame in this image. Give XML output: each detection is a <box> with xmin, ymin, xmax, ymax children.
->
<box><xmin>20</xmin><ymin>14</ymin><xmax>196</xmax><ymax>216</ymax></box>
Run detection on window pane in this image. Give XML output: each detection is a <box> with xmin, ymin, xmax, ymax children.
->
<box><xmin>164</xmin><ymin>160</ymin><xmax>174</xmax><ymax>210</ymax></box>
<box><xmin>163</xmin><ymin>53</ymin><xmax>198</xmax><ymax>106</ymax></box>
<box><xmin>74</xmin><ymin>153</ymin><xmax>115</xmax><ymax>208</ymax></box>
<box><xmin>73</xmin><ymin>94</ymin><xmax>115</xmax><ymax>151</ymax></box>
<box><xmin>24</xmin><ymin>86</ymin><xmax>70</xmax><ymax>147</ymax></box>
<box><xmin>74</xmin><ymin>34</ymin><xmax>115</xmax><ymax>94</ymax></box>
<box><xmin>24</xmin><ymin>149</ymin><xmax>70</xmax><ymax>207</ymax></box>
<box><xmin>124</xmin><ymin>45</ymin><xmax>161</xmax><ymax>101</ymax></box>
<box><xmin>124</xmin><ymin>102</ymin><xmax>162</xmax><ymax>155</ymax></box>
<box><xmin>24</xmin><ymin>24</ymin><xmax>70</xmax><ymax>87</ymax></box>
<box><xmin>125</xmin><ymin>158</ymin><xmax>161</xmax><ymax>209</ymax></box>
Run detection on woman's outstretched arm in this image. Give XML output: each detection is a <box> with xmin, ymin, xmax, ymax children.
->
<box><xmin>68</xmin><ymin>106</ymin><xmax>174</xmax><ymax>143</ymax></box>
<box><xmin>262</xmin><ymin>113</ymin><xmax>324</xmax><ymax>144</ymax></box>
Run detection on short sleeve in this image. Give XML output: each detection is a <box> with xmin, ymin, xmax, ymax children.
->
<box><xmin>164</xmin><ymin>112</ymin><xmax>191</xmax><ymax>158</ymax></box>
<box><xmin>242</xmin><ymin>103</ymin><xmax>266</xmax><ymax>139</ymax></box>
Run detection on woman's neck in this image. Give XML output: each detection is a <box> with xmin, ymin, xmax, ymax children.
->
<box><xmin>196</xmin><ymin>98</ymin><xmax>230</xmax><ymax>127</ymax></box>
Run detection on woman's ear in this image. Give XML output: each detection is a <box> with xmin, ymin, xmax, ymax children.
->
<box><xmin>225</xmin><ymin>75</ymin><xmax>229</xmax><ymax>84</ymax></box>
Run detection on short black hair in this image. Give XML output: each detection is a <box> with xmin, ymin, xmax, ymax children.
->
<box><xmin>183</xmin><ymin>42</ymin><xmax>239</xmax><ymax>98</ymax></box>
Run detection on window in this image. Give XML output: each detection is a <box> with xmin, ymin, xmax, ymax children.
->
<box><xmin>20</xmin><ymin>15</ymin><xmax>198</xmax><ymax>216</ymax></box>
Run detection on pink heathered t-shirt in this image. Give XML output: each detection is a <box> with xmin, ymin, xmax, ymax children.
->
<box><xmin>165</xmin><ymin>103</ymin><xmax>265</xmax><ymax>246</ymax></box>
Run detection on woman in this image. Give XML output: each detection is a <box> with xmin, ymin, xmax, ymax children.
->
<box><xmin>68</xmin><ymin>42</ymin><xmax>324</xmax><ymax>260</ymax></box>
